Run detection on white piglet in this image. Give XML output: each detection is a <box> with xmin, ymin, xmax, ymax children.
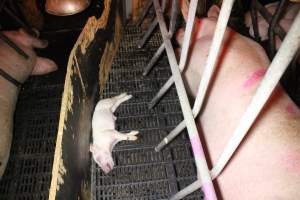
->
<box><xmin>90</xmin><ymin>93</ymin><xmax>139</xmax><ymax>174</ymax></box>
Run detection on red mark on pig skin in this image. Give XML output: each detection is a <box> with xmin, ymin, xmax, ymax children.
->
<box><xmin>286</xmin><ymin>103</ymin><xmax>300</xmax><ymax>116</ymax></box>
<box><xmin>190</xmin><ymin>135</ymin><xmax>204</xmax><ymax>157</ymax></box>
<box><xmin>243</xmin><ymin>68</ymin><xmax>267</xmax><ymax>88</ymax></box>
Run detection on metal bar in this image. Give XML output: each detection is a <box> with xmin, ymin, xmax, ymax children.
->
<box><xmin>137</xmin><ymin>18</ymin><xmax>158</xmax><ymax>48</ymax></box>
<box><xmin>3</xmin><ymin>6</ymin><xmax>37</xmax><ymax>37</ymax></box>
<box><xmin>143</xmin><ymin>0</ymin><xmax>178</xmax><ymax>76</ymax></box>
<box><xmin>138</xmin><ymin>0</ymin><xmax>167</xmax><ymax>48</ymax></box>
<box><xmin>149</xmin><ymin>76</ymin><xmax>174</xmax><ymax>108</ymax></box>
<box><xmin>148</xmin><ymin>0</ymin><xmax>198</xmax><ymax>108</ymax></box>
<box><xmin>155</xmin><ymin>0</ymin><xmax>235</xmax><ymax>152</ymax></box>
<box><xmin>255</xmin><ymin>1</ymin><xmax>286</xmax><ymax>40</ymax></box>
<box><xmin>250</xmin><ymin>0</ymin><xmax>261</xmax><ymax>42</ymax></box>
<box><xmin>168</xmin><ymin>0</ymin><xmax>179</xmax><ymax>36</ymax></box>
<box><xmin>170</xmin><ymin>11</ymin><xmax>300</xmax><ymax>200</ymax></box>
<box><xmin>136</xmin><ymin>0</ymin><xmax>153</xmax><ymax>26</ymax></box>
<box><xmin>268</xmin><ymin>0</ymin><xmax>286</xmax><ymax>58</ymax></box>
<box><xmin>143</xmin><ymin>43</ymin><xmax>165</xmax><ymax>76</ymax></box>
<box><xmin>0</xmin><ymin>32</ymin><xmax>29</xmax><ymax>59</ymax></box>
<box><xmin>153</xmin><ymin>1</ymin><xmax>217</xmax><ymax>199</ymax></box>
<box><xmin>178</xmin><ymin>0</ymin><xmax>198</xmax><ymax>71</ymax></box>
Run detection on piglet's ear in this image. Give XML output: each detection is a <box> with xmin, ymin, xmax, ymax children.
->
<box><xmin>31</xmin><ymin>57</ymin><xmax>58</xmax><ymax>75</ymax></box>
<box><xmin>207</xmin><ymin>5</ymin><xmax>220</xmax><ymax>19</ymax></box>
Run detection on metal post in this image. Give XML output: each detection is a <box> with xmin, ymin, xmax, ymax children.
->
<box><xmin>153</xmin><ymin>0</ymin><xmax>217</xmax><ymax>199</ymax></box>
<box><xmin>250</xmin><ymin>0</ymin><xmax>261</xmax><ymax>42</ymax></box>
<box><xmin>268</xmin><ymin>0</ymin><xmax>286</xmax><ymax>58</ymax></box>
<box><xmin>136</xmin><ymin>0</ymin><xmax>153</xmax><ymax>26</ymax></box>
<box><xmin>148</xmin><ymin>0</ymin><xmax>198</xmax><ymax>108</ymax></box>
<box><xmin>143</xmin><ymin>0</ymin><xmax>178</xmax><ymax>76</ymax></box>
<box><xmin>155</xmin><ymin>0</ymin><xmax>236</xmax><ymax>151</ymax></box>
<box><xmin>137</xmin><ymin>0</ymin><xmax>167</xmax><ymax>48</ymax></box>
<box><xmin>255</xmin><ymin>1</ymin><xmax>286</xmax><ymax>40</ymax></box>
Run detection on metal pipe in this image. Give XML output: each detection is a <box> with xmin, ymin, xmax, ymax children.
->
<box><xmin>143</xmin><ymin>0</ymin><xmax>178</xmax><ymax>76</ymax></box>
<box><xmin>137</xmin><ymin>18</ymin><xmax>158</xmax><ymax>48</ymax></box>
<box><xmin>255</xmin><ymin>1</ymin><xmax>286</xmax><ymax>40</ymax></box>
<box><xmin>156</xmin><ymin>0</ymin><xmax>235</xmax><ymax>152</ymax></box>
<box><xmin>148</xmin><ymin>0</ymin><xmax>198</xmax><ymax>108</ymax></box>
<box><xmin>178</xmin><ymin>0</ymin><xmax>198</xmax><ymax>71</ymax></box>
<box><xmin>170</xmin><ymin>11</ymin><xmax>300</xmax><ymax>200</ymax></box>
<box><xmin>250</xmin><ymin>0</ymin><xmax>261</xmax><ymax>42</ymax></box>
<box><xmin>136</xmin><ymin>1</ymin><xmax>153</xmax><ymax>27</ymax></box>
<box><xmin>268</xmin><ymin>0</ymin><xmax>286</xmax><ymax>58</ymax></box>
<box><xmin>137</xmin><ymin>0</ymin><xmax>167</xmax><ymax>48</ymax></box>
<box><xmin>143</xmin><ymin>43</ymin><xmax>165</xmax><ymax>76</ymax></box>
<box><xmin>153</xmin><ymin>1</ymin><xmax>217</xmax><ymax>199</ymax></box>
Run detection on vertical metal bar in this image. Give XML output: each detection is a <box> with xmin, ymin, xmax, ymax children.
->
<box><xmin>143</xmin><ymin>0</ymin><xmax>178</xmax><ymax>76</ymax></box>
<box><xmin>168</xmin><ymin>0</ymin><xmax>179</xmax><ymax>36</ymax></box>
<box><xmin>178</xmin><ymin>0</ymin><xmax>198</xmax><ymax>71</ymax></box>
<box><xmin>138</xmin><ymin>0</ymin><xmax>167</xmax><ymax>48</ymax></box>
<box><xmin>255</xmin><ymin>1</ymin><xmax>286</xmax><ymax>40</ymax></box>
<box><xmin>250</xmin><ymin>0</ymin><xmax>260</xmax><ymax>42</ymax></box>
<box><xmin>191</xmin><ymin>0</ymin><xmax>235</xmax><ymax>130</ymax></box>
<box><xmin>0</xmin><ymin>32</ymin><xmax>29</xmax><ymax>59</ymax></box>
<box><xmin>155</xmin><ymin>0</ymin><xmax>236</xmax><ymax>151</ymax></box>
<box><xmin>170</xmin><ymin>11</ymin><xmax>300</xmax><ymax>200</ymax></box>
<box><xmin>148</xmin><ymin>0</ymin><xmax>198</xmax><ymax>108</ymax></box>
<box><xmin>268</xmin><ymin>0</ymin><xmax>286</xmax><ymax>58</ymax></box>
<box><xmin>153</xmin><ymin>1</ymin><xmax>217</xmax><ymax>199</ymax></box>
<box><xmin>136</xmin><ymin>0</ymin><xmax>153</xmax><ymax>26</ymax></box>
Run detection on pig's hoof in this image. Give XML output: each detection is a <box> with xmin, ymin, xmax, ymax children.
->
<box><xmin>126</xmin><ymin>131</ymin><xmax>139</xmax><ymax>141</ymax></box>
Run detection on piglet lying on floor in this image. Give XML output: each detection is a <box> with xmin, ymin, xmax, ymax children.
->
<box><xmin>90</xmin><ymin>93</ymin><xmax>139</xmax><ymax>174</ymax></box>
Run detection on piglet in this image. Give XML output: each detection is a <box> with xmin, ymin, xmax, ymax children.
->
<box><xmin>90</xmin><ymin>93</ymin><xmax>139</xmax><ymax>174</ymax></box>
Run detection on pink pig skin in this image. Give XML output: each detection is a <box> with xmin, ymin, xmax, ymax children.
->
<box><xmin>177</xmin><ymin>5</ymin><xmax>300</xmax><ymax>199</ymax></box>
<box><xmin>90</xmin><ymin>93</ymin><xmax>139</xmax><ymax>174</ymax></box>
<box><xmin>0</xmin><ymin>29</ymin><xmax>57</xmax><ymax>179</ymax></box>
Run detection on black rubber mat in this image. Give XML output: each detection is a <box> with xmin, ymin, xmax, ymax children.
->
<box><xmin>91</xmin><ymin>25</ymin><xmax>203</xmax><ymax>200</ymax></box>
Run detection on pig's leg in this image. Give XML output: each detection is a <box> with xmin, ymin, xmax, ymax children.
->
<box><xmin>111</xmin><ymin>93</ymin><xmax>133</xmax><ymax>112</ymax></box>
<box><xmin>114</xmin><ymin>130</ymin><xmax>139</xmax><ymax>141</ymax></box>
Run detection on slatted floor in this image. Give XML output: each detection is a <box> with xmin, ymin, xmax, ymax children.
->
<box><xmin>91</xmin><ymin>25</ymin><xmax>202</xmax><ymax>200</ymax></box>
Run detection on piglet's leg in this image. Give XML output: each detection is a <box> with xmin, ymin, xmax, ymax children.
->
<box><xmin>114</xmin><ymin>130</ymin><xmax>139</xmax><ymax>141</ymax></box>
<box><xmin>111</xmin><ymin>93</ymin><xmax>133</xmax><ymax>112</ymax></box>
